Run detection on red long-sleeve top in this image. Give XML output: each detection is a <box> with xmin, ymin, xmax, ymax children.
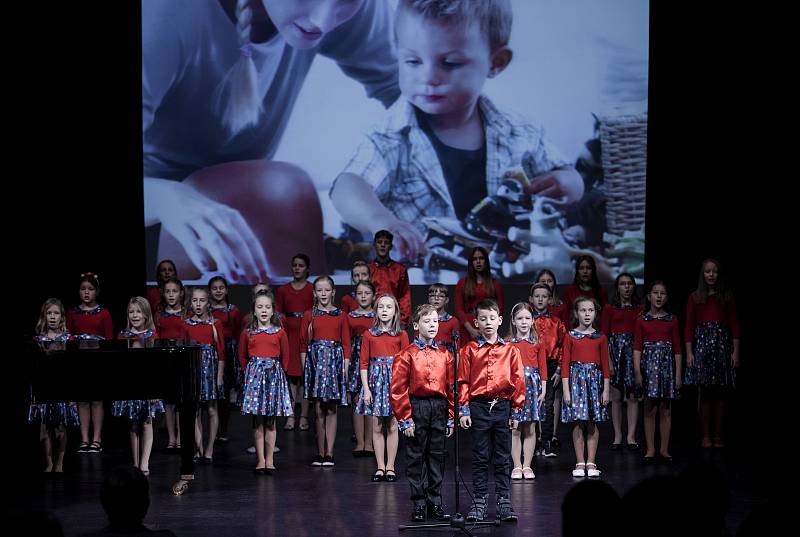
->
<box><xmin>455</xmin><ymin>279</ymin><xmax>505</xmax><ymax>343</ymax></box>
<box><xmin>458</xmin><ymin>337</ymin><xmax>525</xmax><ymax>415</ymax></box>
<box><xmin>156</xmin><ymin>311</ymin><xmax>185</xmax><ymax>339</ymax></box>
<box><xmin>347</xmin><ymin>311</ymin><xmax>374</xmax><ymax>349</ymax></box>
<box><xmin>238</xmin><ymin>326</ymin><xmax>290</xmax><ymax>372</ymax></box>
<box><xmin>391</xmin><ymin>341</ymin><xmax>455</xmax><ymax>430</ymax></box>
<box><xmin>300</xmin><ymin>309</ymin><xmax>351</xmax><ymax>360</ymax></box>
<box><xmin>684</xmin><ymin>293</ymin><xmax>740</xmax><ymax>342</ymax></box>
<box><xmin>510</xmin><ymin>338</ymin><xmax>548</xmax><ymax>380</ymax></box>
<box><xmin>532</xmin><ymin>310</ymin><xmax>566</xmax><ymax>364</ymax></box>
<box><xmin>275</xmin><ymin>282</ymin><xmax>314</xmax><ymax>377</ymax></box>
<box><xmin>600</xmin><ymin>304</ymin><xmax>641</xmax><ymax>336</ymax></box>
<box><xmin>563</xmin><ymin>284</ymin><xmax>608</xmax><ymax>310</ymax></box>
<box><xmin>550</xmin><ymin>301</ymin><xmax>570</xmax><ymax>328</ymax></box>
<box><xmin>211</xmin><ymin>305</ymin><xmax>242</xmax><ymax>340</ymax></box>
<box><xmin>561</xmin><ymin>331</ymin><xmax>610</xmax><ymax>379</ymax></box>
<box><xmin>340</xmin><ymin>292</ymin><xmax>357</xmax><ymax>314</ymax></box>
<box><xmin>66</xmin><ymin>306</ymin><xmax>114</xmax><ymax>339</ymax></box>
<box><xmin>146</xmin><ymin>287</ymin><xmax>161</xmax><ymax>318</ymax></box>
<box><xmin>634</xmin><ymin>314</ymin><xmax>682</xmax><ymax>352</ymax></box>
<box><xmin>368</xmin><ymin>259</ymin><xmax>411</xmax><ymax>326</ymax></box>
<box><xmin>182</xmin><ymin>318</ymin><xmax>226</xmax><ymax>361</ymax></box>
<box><xmin>360</xmin><ymin>328</ymin><xmax>409</xmax><ymax>370</ymax></box>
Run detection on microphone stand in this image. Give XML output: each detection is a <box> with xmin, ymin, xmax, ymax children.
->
<box><xmin>399</xmin><ymin>331</ymin><xmax>499</xmax><ymax>533</ymax></box>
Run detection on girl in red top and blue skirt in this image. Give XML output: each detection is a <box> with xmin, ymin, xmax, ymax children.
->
<box><xmin>561</xmin><ymin>297</ymin><xmax>610</xmax><ymax>479</ymax></box>
<box><xmin>275</xmin><ymin>254</ymin><xmax>313</xmax><ymax>431</ymax></box>
<box><xmin>684</xmin><ymin>259</ymin><xmax>740</xmax><ymax>448</ymax></box>
<box><xmin>301</xmin><ymin>276</ymin><xmax>351</xmax><ymax>467</ymax></box>
<box><xmin>30</xmin><ymin>298</ymin><xmax>78</xmax><ymax>474</ymax></box>
<box><xmin>508</xmin><ymin>303</ymin><xmax>548</xmax><ymax>480</ymax></box>
<box><xmin>182</xmin><ymin>286</ymin><xmax>225</xmax><ymax>464</ymax></box>
<box><xmin>113</xmin><ymin>297</ymin><xmax>163</xmax><ymax>476</ymax></box>
<box><xmin>356</xmin><ymin>295</ymin><xmax>409</xmax><ymax>482</ymax></box>
<box><xmin>347</xmin><ymin>281</ymin><xmax>376</xmax><ymax>457</ymax></box>
<box><xmin>634</xmin><ymin>281</ymin><xmax>682</xmax><ymax>462</ymax></box>
<box><xmin>239</xmin><ymin>290</ymin><xmax>293</xmax><ymax>474</ymax></box>
<box><xmin>209</xmin><ymin>276</ymin><xmax>243</xmax><ymax>442</ymax></box>
<box><xmin>600</xmin><ymin>273</ymin><xmax>642</xmax><ymax>451</ymax></box>
<box><xmin>155</xmin><ymin>278</ymin><xmax>185</xmax><ymax>452</ymax></box>
<box><xmin>67</xmin><ymin>273</ymin><xmax>113</xmax><ymax>454</ymax></box>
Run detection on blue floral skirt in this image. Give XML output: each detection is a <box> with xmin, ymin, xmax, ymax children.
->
<box><xmin>609</xmin><ymin>333</ymin><xmax>635</xmax><ymax>392</ymax></box>
<box><xmin>304</xmin><ymin>340</ymin><xmax>347</xmax><ymax>405</ymax></box>
<box><xmin>29</xmin><ymin>402</ymin><xmax>80</xmax><ymax>429</ymax></box>
<box><xmin>514</xmin><ymin>366</ymin><xmax>543</xmax><ymax>423</ymax></box>
<box><xmin>561</xmin><ymin>362</ymin><xmax>608</xmax><ymax>423</ymax></box>
<box><xmin>684</xmin><ymin>322</ymin><xmax>735</xmax><ymax>387</ymax></box>
<box><xmin>112</xmin><ymin>399</ymin><xmax>165</xmax><ymax>421</ymax></box>
<box><xmin>641</xmin><ymin>341</ymin><xmax>678</xmax><ymax>400</ymax></box>
<box><xmin>241</xmin><ymin>357</ymin><xmax>294</xmax><ymax>416</ymax></box>
<box><xmin>355</xmin><ymin>356</ymin><xmax>394</xmax><ymax>417</ymax></box>
<box><xmin>199</xmin><ymin>344</ymin><xmax>224</xmax><ymax>401</ymax></box>
<box><xmin>347</xmin><ymin>336</ymin><xmax>363</xmax><ymax>394</ymax></box>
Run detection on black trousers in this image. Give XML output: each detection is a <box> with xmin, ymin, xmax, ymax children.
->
<box><xmin>405</xmin><ymin>397</ymin><xmax>448</xmax><ymax>507</ymax></box>
<box><xmin>469</xmin><ymin>398</ymin><xmax>512</xmax><ymax>499</ymax></box>
<box><xmin>540</xmin><ymin>360</ymin><xmax>562</xmax><ymax>440</ymax></box>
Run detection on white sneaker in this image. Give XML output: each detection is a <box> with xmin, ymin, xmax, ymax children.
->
<box><xmin>522</xmin><ymin>467</ymin><xmax>535</xmax><ymax>480</ymax></box>
<box><xmin>511</xmin><ymin>467</ymin><xmax>523</xmax><ymax>480</ymax></box>
<box><xmin>586</xmin><ymin>463</ymin><xmax>601</xmax><ymax>478</ymax></box>
<box><xmin>246</xmin><ymin>446</ymin><xmax>256</xmax><ymax>454</ymax></box>
<box><xmin>274</xmin><ymin>445</ymin><xmax>280</xmax><ymax>453</ymax></box>
<box><xmin>572</xmin><ymin>463</ymin><xmax>586</xmax><ymax>478</ymax></box>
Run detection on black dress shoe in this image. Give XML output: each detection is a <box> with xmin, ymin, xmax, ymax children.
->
<box><xmin>427</xmin><ymin>504</ymin><xmax>449</xmax><ymax>521</ymax></box>
<box><xmin>411</xmin><ymin>504</ymin><xmax>426</xmax><ymax>522</ymax></box>
<box><xmin>610</xmin><ymin>443</ymin><xmax>622</xmax><ymax>451</ymax></box>
<box><xmin>384</xmin><ymin>470</ymin><xmax>398</xmax><ymax>482</ymax></box>
<box><xmin>371</xmin><ymin>469</ymin><xmax>385</xmax><ymax>482</ymax></box>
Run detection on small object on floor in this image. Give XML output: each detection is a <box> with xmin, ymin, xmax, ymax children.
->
<box><xmin>384</xmin><ymin>469</ymin><xmax>397</xmax><ymax>482</ymax></box>
<box><xmin>215</xmin><ymin>436</ymin><xmax>228</xmax><ymax>444</ymax></box>
<box><xmin>246</xmin><ymin>446</ymin><xmax>256</xmax><ymax>454</ymax></box>
<box><xmin>371</xmin><ymin>469</ymin><xmax>385</xmax><ymax>482</ymax></box>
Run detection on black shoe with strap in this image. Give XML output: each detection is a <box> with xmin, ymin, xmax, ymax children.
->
<box><xmin>411</xmin><ymin>504</ymin><xmax>426</xmax><ymax>522</ymax></box>
<box><xmin>427</xmin><ymin>503</ymin><xmax>449</xmax><ymax>521</ymax></box>
<box><xmin>466</xmin><ymin>496</ymin><xmax>487</xmax><ymax>522</ymax></box>
<box><xmin>496</xmin><ymin>497</ymin><xmax>518</xmax><ymax>522</ymax></box>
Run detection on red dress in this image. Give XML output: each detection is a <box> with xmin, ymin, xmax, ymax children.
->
<box><xmin>275</xmin><ymin>282</ymin><xmax>314</xmax><ymax>377</ymax></box>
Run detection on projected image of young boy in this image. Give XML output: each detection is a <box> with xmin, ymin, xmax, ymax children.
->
<box><xmin>330</xmin><ymin>0</ymin><xmax>583</xmax><ymax>262</ymax></box>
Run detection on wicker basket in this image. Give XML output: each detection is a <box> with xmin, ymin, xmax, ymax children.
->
<box><xmin>599</xmin><ymin>112</ymin><xmax>647</xmax><ymax>235</ymax></box>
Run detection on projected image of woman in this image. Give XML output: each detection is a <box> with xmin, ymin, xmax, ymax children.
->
<box><xmin>142</xmin><ymin>0</ymin><xmax>399</xmax><ymax>283</ymax></box>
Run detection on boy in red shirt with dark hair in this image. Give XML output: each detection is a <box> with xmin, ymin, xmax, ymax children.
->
<box><xmin>391</xmin><ymin>304</ymin><xmax>454</xmax><ymax>522</ymax></box>
<box><xmin>459</xmin><ymin>299</ymin><xmax>525</xmax><ymax>523</ymax></box>
<box><xmin>368</xmin><ymin>230</ymin><xmax>412</xmax><ymax>327</ymax></box>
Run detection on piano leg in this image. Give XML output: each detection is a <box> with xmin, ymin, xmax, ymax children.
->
<box><xmin>172</xmin><ymin>401</ymin><xmax>198</xmax><ymax>495</ymax></box>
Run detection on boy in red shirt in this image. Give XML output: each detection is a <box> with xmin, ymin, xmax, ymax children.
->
<box><xmin>368</xmin><ymin>230</ymin><xmax>412</xmax><ymax>327</ymax></box>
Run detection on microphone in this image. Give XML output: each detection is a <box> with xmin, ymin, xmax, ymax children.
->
<box><xmin>451</xmin><ymin>330</ymin><xmax>459</xmax><ymax>342</ymax></box>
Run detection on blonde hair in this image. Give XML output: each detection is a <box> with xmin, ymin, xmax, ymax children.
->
<box><xmin>36</xmin><ymin>298</ymin><xmax>67</xmax><ymax>336</ymax></box>
<box><xmin>351</xmin><ymin>260</ymin><xmax>370</xmax><ymax>285</ymax></box>
<box><xmin>508</xmin><ymin>302</ymin><xmax>538</xmax><ymax>341</ymax></box>
<box><xmin>127</xmin><ymin>296</ymin><xmax>156</xmax><ymax>332</ymax></box>
<box><xmin>213</xmin><ymin>0</ymin><xmax>261</xmax><ymax>135</ymax></box>
<box><xmin>413</xmin><ymin>303</ymin><xmax>438</xmax><ymax>324</ymax></box>
<box><xmin>373</xmin><ymin>294</ymin><xmax>402</xmax><ymax>334</ymax></box>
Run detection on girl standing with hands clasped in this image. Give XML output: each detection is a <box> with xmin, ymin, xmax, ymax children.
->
<box><xmin>209</xmin><ymin>276</ymin><xmax>244</xmax><ymax>443</ymax></box>
<box><xmin>31</xmin><ymin>299</ymin><xmax>78</xmax><ymax>474</ymax></box>
<box><xmin>561</xmin><ymin>298</ymin><xmax>610</xmax><ymax>478</ymax></box>
<box><xmin>113</xmin><ymin>297</ymin><xmax>164</xmax><ymax>476</ymax></box>
<box><xmin>634</xmin><ymin>281</ymin><xmax>682</xmax><ymax>462</ymax></box>
<box><xmin>684</xmin><ymin>259</ymin><xmax>740</xmax><ymax>449</ymax></box>
<box><xmin>508</xmin><ymin>303</ymin><xmax>547</xmax><ymax>480</ymax></box>
<box><xmin>601</xmin><ymin>273</ymin><xmax>642</xmax><ymax>451</ymax></box>
<box><xmin>183</xmin><ymin>287</ymin><xmax>226</xmax><ymax>463</ymax></box>
<box><xmin>276</xmin><ymin>254</ymin><xmax>314</xmax><ymax>431</ymax></box>
<box><xmin>301</xmin><ymin>276</ymin><xmax>350</xmax><ymax>467</ymax></box>
<box><xmin>239</xmin><ymin>290</ymin><xmax>293</xmax><ymax>474</ymax></box>
<box><xmin>67</xmin><ymin>273</ymin><xmax>113</xmax><ymax>454</ymax></box>
<box><xmin>347</xmin><ymin>280</ymin><xmax>376</xmax><ymax>457</ymax></box>
<box><xmin>356</xmin><ymin>295</ymin><xmax>409</xmax><ymax>482</ymax></box>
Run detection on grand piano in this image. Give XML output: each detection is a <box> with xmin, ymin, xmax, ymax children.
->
<box><xmin>29</xmin><ymin>338</ymin><xmax>202</xmax><ymax>494</ymax></box>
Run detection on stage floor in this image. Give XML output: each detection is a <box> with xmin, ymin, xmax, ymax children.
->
<box><xmin>22</xmin><ymin>407</ymin><xmax>761</xmax><ymax>537</ymax></box>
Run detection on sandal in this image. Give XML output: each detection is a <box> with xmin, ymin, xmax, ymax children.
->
<box><xmin>284</xmin><ymin>416</ymin><xmax>296</xmax><ymax>431</ymax></box>
<box><xmin>298</xmin><ymin>416</ymin><xmax>310</xmax><ymax>431</ymax></box>
<box><xmin>385</xmin><ymin>469</ymin><xmax>398</xmax><ymax>482</ymax></box>
<box><xmin>371</xmin><ymin>469</ymin><xmax>386</xmax><ymax>482</ymax></box>
<box><xmin>77</xmin><ymin>441</ymin><xmax>90</xmax><ymax>453</ymax></box>
<box><xmin>586</xmin><ymin>463</ymin><xmax>601</xmax><ymax>478</ymax></box>
<box><xmin>572</xmin><ymin>463</ymin><xmax>586</xmax><ymax>478</ymax></box>
<box><xmin>88</xmin><ymin>441</ymin><xmax>103</xmax><ymax>453</ymax></box>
